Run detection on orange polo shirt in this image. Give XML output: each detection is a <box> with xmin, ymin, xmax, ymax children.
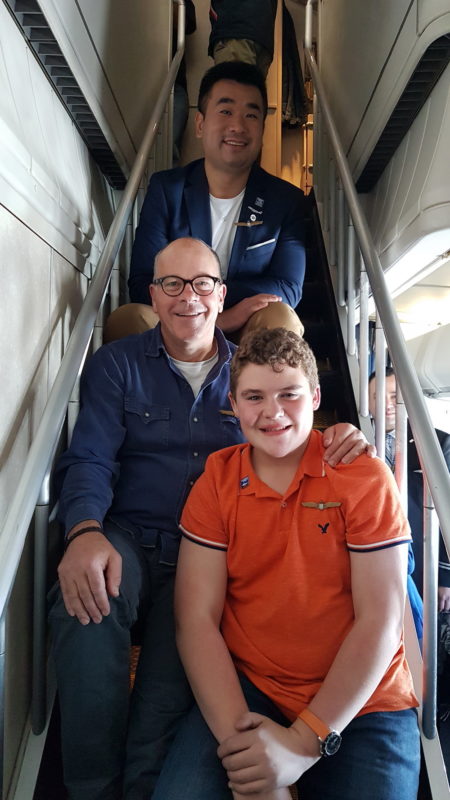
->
<box><xmin>180</xmin><ymin>430</ymin><xmax>418</xmax><ymax>720</ymax></box>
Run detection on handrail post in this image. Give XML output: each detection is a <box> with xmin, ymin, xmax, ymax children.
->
<box><xmin>374</xmin><ymin>317</ymin><xmax>386</xmax><ymax>462</ymax></box>
<box><xmin>359</xmin><ymin>257</ymin><xmax>369</xmax><ymax>417</ymax></box>
<box><xmin>0</xmin><ymin>613</ymin><xmax>5</xmax><ymax>800</ymax></box>
<box><xmin>328</xmin><ymin>158</ymin><xmax>336</xmax><ymax>266</ymax></box>
<box><xmin>336</xmin><ymin>179</ymin><xmax>345</xmax><ymax>306</ymax></box>
<box><xmin>305</xmin><ymin>0</ymin><xmax>315</xmax><ymax>51</ymax></box>
<box><xmin>422</xmin><ymin>479</ymin><xmax>439</xmax><ymax>739</ymax></box>
<box><xmin>32</xmin><ymin>476</ymin><xmax>50</xmax><ymax>735</ymax></box>
<box><xmin>394</xmin><ymin>383</ymin><xmax>408</xmax><ymax>511</ymax></box>
<box><xmin>347</xmin><ymin>221</ymin><xmax>356</xmax><ymax>355</ymax></box>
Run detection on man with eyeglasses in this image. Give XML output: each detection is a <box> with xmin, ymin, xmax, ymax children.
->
<box><xmin>49</xmin><ymin>238</ymin><xmax>373</xmax><ymax>800</ymax></box>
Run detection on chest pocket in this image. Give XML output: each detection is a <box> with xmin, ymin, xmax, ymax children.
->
<box><xmin>124</xmin><ymin>399</ymin><xmax>170</xmax><ymax>449</ymax></box>
<box><xmin>244</xmin><ymin>238</ymin><xmax>277</xmax><ymax>266</ymax></box>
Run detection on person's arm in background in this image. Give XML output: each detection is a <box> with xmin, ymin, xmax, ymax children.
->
<box><xmin>55</xmin><ymin>347</ymin><xmax>127</xmax><ymax>624</ymax></box>
<box><xmin>128</xmin><ymin>172</ymin><xmax>172</xmax><ymax>304</ymax></box>
<box><xmin>438</xmin><ymin>430</ymin><xmax>450</xmax><ymax>611</ymax></box>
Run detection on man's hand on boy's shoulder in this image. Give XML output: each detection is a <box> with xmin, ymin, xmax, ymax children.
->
<box><xmin>218</xmin><ymin>712</ymin><xmax>320</xmax><ymax>794</ymax></box>
<box><xmin>322</xmin><ymin>423</ymin><xmax>376</xmax><ymax>468</ymax></box>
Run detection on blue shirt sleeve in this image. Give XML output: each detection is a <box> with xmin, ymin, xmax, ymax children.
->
<box><xmin>55</xmin><ymin>346</ymin><xmax>127</xmax><ymax>533</ymax></box>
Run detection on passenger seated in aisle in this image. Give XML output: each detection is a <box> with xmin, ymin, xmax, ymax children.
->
<box><xmin>105</xmin><ymin>62</ymin><xmax>306</xmax><ymax>343</ymax></box>
<box><xmin>368</xmin><ymin>367</ymin><xmax>450</xmax><ymax>608</ymax></box>
<box><xmin>369</xmin><ymin>366</ymin><xmax>450</xmax><ymax>773</ymax></box>
<box><xmin>49</xmin><ymin>238</ymin><xmax>373</xmax><ymax>800</ymax></box>
<box><xmin>153</xmin><ymin>328</ymin><xmax>420</xmax><ymax>800</ymax></box>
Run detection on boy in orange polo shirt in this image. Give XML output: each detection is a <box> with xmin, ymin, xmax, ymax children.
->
<box><xmin>152</xmin><ymin>328</ymin><xmax>420</xmax><ymax>800</ymax></box>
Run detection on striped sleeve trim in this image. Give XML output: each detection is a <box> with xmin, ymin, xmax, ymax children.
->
<box><xmin>180</xmin><ymin>524</ymin><xmax>228</xmax><ymax>551</ymax></box>
<box><xmin>348</xmin><ymin>536</ymin><xmax>411</xmax><ymax>553</ymax></box>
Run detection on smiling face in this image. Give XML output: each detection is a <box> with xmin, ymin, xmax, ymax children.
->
<box><xmin>368</xmin><ymin>373</ymin><xmax>397</xmax><ymax>432</ymax></box>
<box><xmin>195</xmin><ymin>79</ymin><xmax>265</xmax><ymax>179</ymax></box>
<box><xmin>230</xmin><ymin>362</ymin><xmax>321</xmax><ymax>464</ymax></box>
<box><xmin>150</xmin><ymin>238</ymin><xmax>226</xmax><ymax>361</ymax></box>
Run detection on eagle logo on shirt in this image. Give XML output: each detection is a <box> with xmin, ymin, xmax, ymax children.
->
<box><xmin>318</xmin><ymin>522</ymin><xmax>330</xmax><ymax>535</ymax></box>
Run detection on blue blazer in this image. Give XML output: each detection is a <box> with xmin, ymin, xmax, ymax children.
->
<box><xmin>129</xmin><ymin>158</ymin><xmax>306</xmax><ymax>309</ymax></box>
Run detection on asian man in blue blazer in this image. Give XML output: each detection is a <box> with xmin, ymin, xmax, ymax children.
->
<box><xmin>105</xmin><ymin>61</ymin><xmax>305</xmax><ymax>342</ymax></box>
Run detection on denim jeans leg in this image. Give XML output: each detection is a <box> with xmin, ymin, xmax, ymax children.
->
<box><xmin>48</xmin><ymin>522</ymin><xmax>151</xmax><ymax>800</ymax></box>
<box><xmin>151</xmin><ymin>674</ymin><xmax>290</xmax><ymax>800</ymax></box>
<box><xmin>123</xmin><ymin>551</ymin><xmax>194</xmax><ymax>799</ymax></box>
<box><xmin>152</xmin><ymin>675</ymin><xmax>419</xmax><ymax>800</ymax></box>
<box><xmin>152</xmin><ymin>703</ymin><xmax>231</xmax><ymax>800</ymax></box>
<box><xmin>298</xmin><ymin>708</ymin><xmax>420</xmax><ymax>800</ymax></box>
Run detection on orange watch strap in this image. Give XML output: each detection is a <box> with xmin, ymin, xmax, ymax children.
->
<box><xmin>298</xmin><ymin>708</ymin><xmax>331</xmax><ymax>741</ymax></box>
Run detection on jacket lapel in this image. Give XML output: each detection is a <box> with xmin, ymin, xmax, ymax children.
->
<box><xmin>228</xmin><ymin>165</ymin><xmax>267</xmax><ymax>279</ymax></box>
<box><xmin>184</xmin><ymin>160</ymin><xmax>212</xmax><ymax>244</ymax></box>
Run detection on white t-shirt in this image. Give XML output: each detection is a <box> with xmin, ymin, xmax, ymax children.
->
<box><xmin>169</xmin><ymin>349</ymin><xmax>219</xmax><ymax>398</ymax></box>
<box><xmin>210</xmin><ymin>189</ymin><xmax>245</xmax><ymax>278</ymax></box>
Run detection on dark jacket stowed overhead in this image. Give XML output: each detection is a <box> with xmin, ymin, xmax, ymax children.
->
<box><xmin>129</xmin><ymin>159</ymin><xmax>306</xmax><ymax>309</ymax></box>
<box><xmin>208</xmin><ymin>0</ymin><xmax>278</xmax><ymax>58</ymax></box>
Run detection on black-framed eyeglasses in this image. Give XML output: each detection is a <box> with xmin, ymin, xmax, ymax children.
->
<box><xmin>152</xmin><ymin>275</ymin><xmax>223</xmax><ymax>297</ymax></box>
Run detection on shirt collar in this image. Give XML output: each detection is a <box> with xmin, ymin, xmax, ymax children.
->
<box><xmin>238</xmin><ymin>430</ymin><xmax>325</xmax><ymax>498</ymax></box>
<box><xmin>143</xmin><ymin>323</ymin><xmax>235</xmax><ymax>366</ymax></box>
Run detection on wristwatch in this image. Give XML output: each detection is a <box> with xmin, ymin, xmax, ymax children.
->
<box><xmin>298</xmin><ymin>708</ymin><xmax>342</xmax><ymax>757</ymax></box>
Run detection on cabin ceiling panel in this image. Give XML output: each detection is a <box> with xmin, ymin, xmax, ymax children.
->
<box><xmin>319</xmin><ymin>0</ymin><xmax>414</xmax><ymax>158</ymax></box>
<box><xmin>418</xmin><ymin>0</ymin><xmax>450</xmax><ymax>35</ymax></box>
<box><xmin>368</xmin><ymin>63</ymin><xmax>450</xmax><ymax>274</ymax></box>
<box><xmin>346</xmin><ymin>5</ymin><xmax>450</xmax><ymax>179</ymax></box>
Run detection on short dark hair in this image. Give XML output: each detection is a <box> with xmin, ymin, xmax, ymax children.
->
<box><xmin>368</xmin><ymin>366</ymin><xmax>395</xmax><ymax>385</ymax></box>
<box><xmin>197</xmin><ymin>61</ymin><xmax>268</xmax><ymax>117</ymax></box>
<box><xmin>230</xmin><ymin>328</ymin><xmax>319</xmax><ymax>396</ymax></box>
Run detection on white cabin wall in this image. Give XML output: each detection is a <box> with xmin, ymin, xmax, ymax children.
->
<box><xmin>0</xmin><ymin>2</ymin><xmax>104</xmax><ymax>533</ymax></box>
<box><xmin>37</xmin><ymin>0</ymin><xmax>173</xmax><ymax>171</ymax></box>
<box><xmin>0</xmin><ymin>6</ymin><xmax>96</xmax><ymax>792</ymax></box>
<box><xmin>0</xmin><ymin>2</ymin><xmax>172</xmax><ymax>792</ymax></box>
<box><xmin>317</xmin><ymin>0</ymin><xmax>450</xmax><ymax>321</ymax></box>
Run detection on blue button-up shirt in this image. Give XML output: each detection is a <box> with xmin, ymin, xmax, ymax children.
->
<box><xmin>56</xmin><ymin>325</ymin><xmax>243</xmax><ymax>563</ymax></box>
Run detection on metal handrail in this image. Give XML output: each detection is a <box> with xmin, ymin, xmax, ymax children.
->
<box><xmin>0</xmin><ymin>0</ymin><xmax>186</xmax><ymax>623</ymax></box>
<box><xmin>304</xmin><ymin>0</ymin><xmax>450</xmax><ymax>563</ymax></box>
<box><xmin>305</xmin><ymin>5</ymin><xmax>450</xmax><ymax>787</ymax></box>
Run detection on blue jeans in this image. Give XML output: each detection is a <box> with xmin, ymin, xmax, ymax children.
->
<box><xmin>48</xmin><ymin>521</ymin><xmax>193</xmax><ymax>800</ymax></box>
<box><xmin>152</xmin><ymin>675</ymin><xmax>420</xmax><ymax>800</ymax></box>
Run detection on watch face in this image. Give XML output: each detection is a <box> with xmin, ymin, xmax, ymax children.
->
<box><xmin>321</xmin><ymin>731</ymin><xmax>342</xmax><ymax>757</ymax></box>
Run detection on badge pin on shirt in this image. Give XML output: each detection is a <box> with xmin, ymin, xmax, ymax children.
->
<box><xmin>235</xmin><ymin>197</ymin><xmax>264</xmax><ymax>227</ymax></box>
